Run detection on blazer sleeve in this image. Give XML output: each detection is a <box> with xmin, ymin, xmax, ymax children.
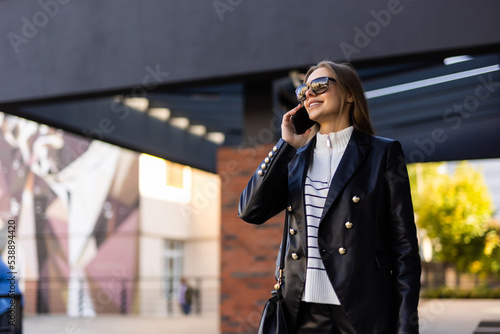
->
<box><xmin>238</xmin><ymin>139</ymin><xmax>296</xmax><ymax>225</ymax></box>
<box><xmin>385</xmin><ymin>140</ymin><xmax>421</xmax><ymax>334</ymax></box>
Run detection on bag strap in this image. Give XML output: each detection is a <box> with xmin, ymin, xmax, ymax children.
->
<box><xmin>275</xmin><ymin>213</ymin><xmax>289</xmax><ymax>290</ymax></box>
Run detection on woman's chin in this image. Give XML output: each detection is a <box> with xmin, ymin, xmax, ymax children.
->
<box><xmin>307</xmin><ymin>110</ymin><xmax>320</xmax><ymax>122</ymax></box>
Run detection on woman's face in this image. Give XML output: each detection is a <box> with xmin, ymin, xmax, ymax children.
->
<box><xmin>303</xmin><ymin>67</ymin><xmax>349</xmax><ymax>130</ymax></box>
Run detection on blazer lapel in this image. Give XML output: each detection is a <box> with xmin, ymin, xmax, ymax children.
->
<box><xmin>320</xmin><ymin>129</ymin><xmax>372</xmax><ymax>221</ymax></box>
<box><xmin>288</xmin><ymin>137</ymin><xmax>315</xmax><ymax>247</ymax></box>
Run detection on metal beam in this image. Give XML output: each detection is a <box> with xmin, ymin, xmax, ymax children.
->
<box><xmin>365</xmin><ymin>54</ymin><xmax>500</xmax><ymax>162</ymax></box>
<box><xmin>5</xmin><ymin>98</ymin><xmax>218</xmax><ymax>173</ymax></box>
<box><xmin>1</xmin><ymin>1</ymin><xmax>500</xmax><ymax>103</ymax></box>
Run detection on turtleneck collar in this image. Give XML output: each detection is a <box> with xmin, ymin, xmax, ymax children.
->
<box><xmin>314</xmin><ymin>126</ymin><xmax>353</xmax><ymax>156</ymax></box>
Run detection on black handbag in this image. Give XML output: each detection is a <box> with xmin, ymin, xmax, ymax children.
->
<box><xmin>257</xmin><ymin>217</ymin><xmax>290</xmax><ymax>334</ymax></box>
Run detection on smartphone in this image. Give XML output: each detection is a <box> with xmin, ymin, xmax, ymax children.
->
<box><xmin>292</xmin><ymin>106</ymin><xmax>317</xmax><ymax>134</ymax></box>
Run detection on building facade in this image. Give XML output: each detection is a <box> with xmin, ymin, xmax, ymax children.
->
<box><xmin>0</xmin><ymin>112</ymin><xmax>220</xmax><ymax>316</ymax></box>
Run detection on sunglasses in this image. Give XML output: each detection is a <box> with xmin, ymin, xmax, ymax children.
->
<box><xmin>295</xmin><ymin>77</ymin><xmax>336</xmax><ymax>102</ymax></box>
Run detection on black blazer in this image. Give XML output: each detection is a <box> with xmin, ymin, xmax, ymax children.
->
<box><xmin>239</xmin><ymin>129</ymin><xmax>421</xmax><ymax>334</ymax></box>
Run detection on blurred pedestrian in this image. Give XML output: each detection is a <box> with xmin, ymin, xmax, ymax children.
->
<box><xmin>178</xmin><ymin>277</ymin><xmax>194</xmax><ymax>315</ymax></box>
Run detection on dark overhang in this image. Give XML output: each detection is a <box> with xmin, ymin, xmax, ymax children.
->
<box><xmin>1</xmin><ymin>2</ymin><xmax>499</xmax><ymax>170</ymax></box>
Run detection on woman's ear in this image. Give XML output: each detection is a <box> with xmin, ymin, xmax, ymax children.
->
<box><xmin>346</xmin><ymin>92</ymin><xmax>354</xmax><ymax>103</ymax></box>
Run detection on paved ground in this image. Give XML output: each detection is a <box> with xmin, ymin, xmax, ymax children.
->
<box><xmin>23</xmin><ymin>299</ymin><xmax>500</xmax><ymax>334</ymax></box>
<box><xmin>24</xmin><ymin>312</ymin><xmax>219</xmax><ymax>334</ymax></box>
<box><xmin>419</xmin><ymin>299</ymin><xmax>500</xmax><ymax>334</ymax></box>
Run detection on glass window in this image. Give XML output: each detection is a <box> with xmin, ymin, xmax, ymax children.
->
<box><xmin>163</xmin><ymin>240</ymin><xmax>184</xmax><ymax>297</ymax></box>
<box><xmin>165</xmin><ymin>161</ymin><xmax>184</xmax><ymax>188</ymax></box>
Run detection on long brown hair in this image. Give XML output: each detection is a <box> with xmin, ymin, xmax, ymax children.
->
<box><xmin>304</xmin><ymin>61</ymin><xmax>375</xmax><ymax>135</ymax></box>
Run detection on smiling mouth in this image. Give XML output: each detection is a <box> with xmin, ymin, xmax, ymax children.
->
<box><xmin>309</xmin><ymin>102</ymin><xmax>321</xmax><ymax>109</ymax></box>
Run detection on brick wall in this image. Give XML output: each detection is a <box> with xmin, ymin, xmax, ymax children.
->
<box><xmin>218</xmin><ymin>144</ymin><xmax>285</xmax><ymax>334</ymax></box>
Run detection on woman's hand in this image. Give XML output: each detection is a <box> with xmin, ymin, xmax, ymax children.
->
<box><xmin>281</xmin><ymin>104</ymin><xmax>312</xmax><ymax>149</ymax></box>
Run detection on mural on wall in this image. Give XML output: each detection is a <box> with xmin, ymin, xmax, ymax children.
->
<box><xmin>0</xmin><ymin>112</ymin><xmax>140</xmax><ymax>315</ymax></box>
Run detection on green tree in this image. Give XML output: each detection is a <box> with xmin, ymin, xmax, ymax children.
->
<box><xmin>476</xmin><ymin>224</ymin><xmax>500</xmax><ymax>276</ymax></box>
<box><xmin>408</xmin><ymin>161</ymin><xmax>495</xmax><ymax>274</ymax></box>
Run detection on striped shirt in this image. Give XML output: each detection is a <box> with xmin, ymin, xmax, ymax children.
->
<box><xmin>302</xmin><ymin>126</ymin><xmax>353</xmax><ymax>304</ymax></box>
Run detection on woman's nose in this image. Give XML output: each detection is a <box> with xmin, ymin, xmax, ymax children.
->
<box><xmin>305</xmin><ymin>87</ymin><xmax>316</xmax><ymax>100</ymax></box>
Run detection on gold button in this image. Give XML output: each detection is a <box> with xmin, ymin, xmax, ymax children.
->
<box><xmin>352</xmin><ymin>196</ymin><xmax>360</xmax><ymax>203</ymax></box>
<box><xmin>261</xmin><ymin>163</ymin><xmax>267</xmax><ymax>170</ymax></box>
<box><xmin>264</xmin><ymin>157</ymin><xmax>270</xmax><ymax>164</ymax></box>
<box><xmin>345</xmin><ymin>222</ymin><xmax>353</xmax><ymax>229</ymax></box>
<box><xmin>289</xmin><ymin>228</ymin><xmax>296</xmax><ymax>235</ymax></box>
<box><xmin>287</xmin><ymin>205</ymin><xmax>292</xmax><ymax>212</ymax></box>
<box><xmin>268</xmin><ymin>152</ymin><xmax>274</xmax><ymax>158</ymax></box>
<box><xmin>291</xmin><ymin>253</ymin><xmax>299</xmax><ymax>260</ymax></box>
<box><xmin>274</xmin><ymin>283</ymin><xmax>280</xmax><ymax>290</ymax></box>
<box><xmin>273</xmin><ymin>146</ymin><xmax>278</xmax><ymax>152</ymax></box>
<box><xmin>258</xmin><ymin>170</ymin><xmax>264</xmax><ymax>176</ymax></box>
<box><xmin>339</xmin><ymin>247</ymin><xmax>347</xmax><ymax>255</ymax></box>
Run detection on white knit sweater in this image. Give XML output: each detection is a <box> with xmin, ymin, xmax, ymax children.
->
<box><xmin>302</xmin><ymin>126</ymin><xmax>353</xmax><ymax>304</ymax></box>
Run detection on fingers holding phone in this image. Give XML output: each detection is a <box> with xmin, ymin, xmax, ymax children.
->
<box><xmin>282</xmin><ymin>104</ymin><xmax>316</xmax><ymax>148</ymax></box>
<box><xmin>292</xmin><ymin>105</ymin><xmax>317</xmax><ymax>135</ymax></box>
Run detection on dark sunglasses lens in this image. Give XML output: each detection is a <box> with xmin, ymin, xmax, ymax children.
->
<box><xmin>296</xmin><ymin>84</ymin><xmax>308</xmax><ymax>102</ymax></box>
<box><xmin>311</xmin><ymin>78</ymin><xmax>329</xmax><ymax>94</ymax></box>
<box><xmin>295</xmin><ymin>77</ymin><xmax>332</xmax><ymax>102</ymax></box>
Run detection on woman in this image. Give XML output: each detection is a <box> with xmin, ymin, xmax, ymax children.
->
<box><xmin>238</xmin><ymin>61</ymin><xmax>421</xmax><ymax>333</ymax></box>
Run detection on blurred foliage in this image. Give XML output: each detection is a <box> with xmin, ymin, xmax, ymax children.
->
<box><xmin>408</xmin><ymin>161</ymin><xmax>499</xmax><ymax>276</ymax></box>
<box><xmin>421</xmin><ymin>284</ymin><xmax>500</xmax><ymax>299</ymax></box>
